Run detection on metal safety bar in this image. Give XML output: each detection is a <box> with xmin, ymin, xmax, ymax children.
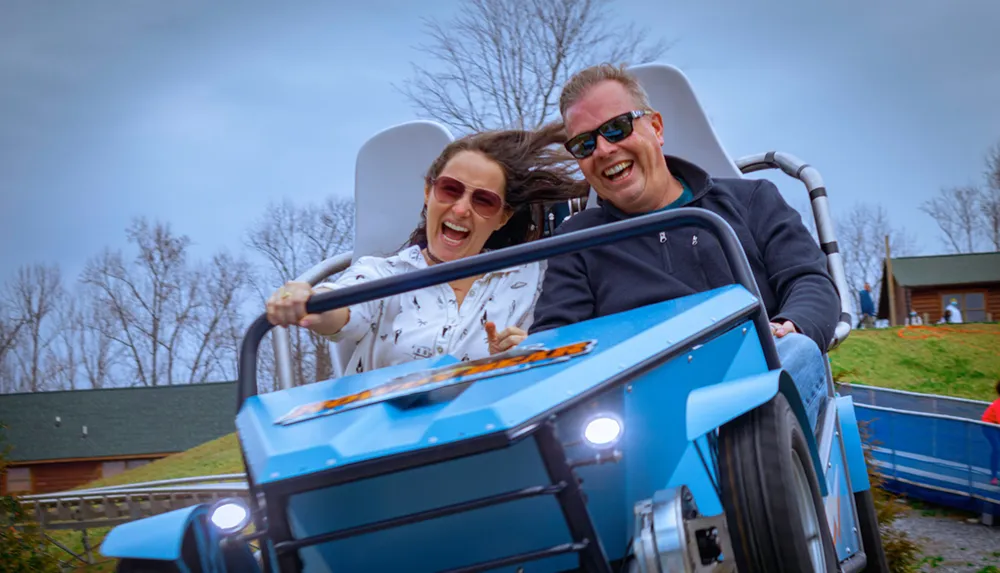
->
<box><xmin>237</xmin><ymin>206</ymin><xmax>780</xmax><ymax>411</ymax></box>
<box><xmin>735</xmin><ymin>152</ymin><xmax>854</xmax><ymax>350</ymax></box>
<box><xmin>271</xmin><ymin>252</ymin><xmax>354</xmax><ymax>391</ymax></box>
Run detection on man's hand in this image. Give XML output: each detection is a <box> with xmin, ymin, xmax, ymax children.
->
<box><xmin>770</xmin><ymin>320</ymin><xmax>799</xmax><ymax>338</ymax></box>
<box><xmin>485</xmin><ymin>321</ymin><xmax>527</xmax><ymax>355</ymax></box>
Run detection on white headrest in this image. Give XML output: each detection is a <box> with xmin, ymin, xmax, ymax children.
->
<box><xmin>353</xmin><ymin>120</ymin><xmax>455</xmax><ymax>260</ymax></box>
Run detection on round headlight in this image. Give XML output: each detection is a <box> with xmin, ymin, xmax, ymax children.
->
<box><xmin>210</xmin><ymin>498</ymin><xmax>251</xmax><ymax>534</ymax></box>
<box><xmin>583</xmin><ymin>414</ymin><xmax>623</xmax><ymax>448</ymax></box>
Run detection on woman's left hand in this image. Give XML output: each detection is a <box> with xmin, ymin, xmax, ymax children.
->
<box><xmin>485</xmin><ymin>322</ymin><xmax>527</xmax><ymax>355</ymax></box>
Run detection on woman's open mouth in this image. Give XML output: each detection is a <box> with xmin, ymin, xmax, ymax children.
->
<box><xmin>440</xmin><ymin>220</ymin><xmax>470</xmax><ymax>246</ymax></box>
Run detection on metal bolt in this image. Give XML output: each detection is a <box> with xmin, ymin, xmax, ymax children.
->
<box><xmin>742</xmin><ymin>327</ymin><xmax>747</xmax><ymax>335</ymax></box>
<box><xmin>486</xmin><ymin>423</ymin><xmax>495</xmax><ymax>430</ymax></box>
<box><xmin>428</xmin><ymin>436</ymin><xmax>439</xmax><ymax>444</ymax></box>
<box><xmin>627</xmin><ymin>385</ymin><xmax>633</xmax><ymax>393</ymax></box>
<box><xmin>326</xmin><ymin>459</ymin><xmax>337</xmax><ymax>466</ymax></box>
<box><xmin>688</xmin><ymin>355</ymin><xmax>693</xmax><ymax>362</ymax></box>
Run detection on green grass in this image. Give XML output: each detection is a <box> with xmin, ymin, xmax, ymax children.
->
<box><xmin>830</xmin><ymin>323</ymin><xmax>1000</xmax><ymax>402</ymax></box>
<box><xmin>76</xmin><ymin>432</ymin><xmax>244</xmax><ymax>490</ymax></box>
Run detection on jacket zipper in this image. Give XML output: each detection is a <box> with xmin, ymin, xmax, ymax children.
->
<box><xmin>691</xmin><ymin>233</ymin><xmax>711</xmax><ymax>288</ymax></box>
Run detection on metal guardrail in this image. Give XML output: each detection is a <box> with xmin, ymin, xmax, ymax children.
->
<box><xmin>16</xmin><ymin>474</ymin><xmax>250</xmax><ymax>531</ymax></box>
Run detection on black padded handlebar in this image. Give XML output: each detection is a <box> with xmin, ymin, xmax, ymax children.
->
<box><xmin>236</xmin><ymin>207</ymin><xmax>780</xmax><ymax>412</ymax></box>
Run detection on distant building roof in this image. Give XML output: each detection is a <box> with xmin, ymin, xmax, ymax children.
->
<box><xmin>0</xmin><ymin>382</ymin><xmax>236</xmax><ymax>463</ymax></box>
<box><xmin>884</xmin><ymin>252</ymin><xmax>1000</xmax><ymax>288</ymax></box>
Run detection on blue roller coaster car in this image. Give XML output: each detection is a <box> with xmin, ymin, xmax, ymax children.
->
<box><xmin>100</xmin><ymin>63</ymin><xmax>889</xmax><ymax>573</ymax></box>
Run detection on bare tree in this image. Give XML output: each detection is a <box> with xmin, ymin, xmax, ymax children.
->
<box><xmin>82</xmin><ymin>218</ymin><xmax>199</xmax><ymax>386</ymax></box>
<box><xmin>186</xmin><ymin>251</ymin><xmax>253</xmax><ymax>383</ymax></box>
<box><xmin>839</xmin><ymin>202</ymin><xmax>917</xmax><ymax>314</ymax></box>
<box><xmin>919</xmin><ymin>186</ymin><xmax>984</xmax><ymax>253</ymax></box>
<box><xmin>980</xmin><ymin>142</ymin><xmax>1000</xmax><ymax>250</ymax></box>
<box><xmin>397</xmin><ymin>0</ymin><xmax>671</xmax><ymax>133</ymax></box>
<box><xmin>0</xmin><ymin>302</ymin><xmax>26</xmax><ymax>393</ymax></box>
<box><xmin>3</xmin><ymin>264</ymin><xmax>63</xmax><ymax>392</ymax></box>
<box><xmin>245</xmin><ymin>197</ymin><xmax>356</xmax><ymax>387</ymax></box>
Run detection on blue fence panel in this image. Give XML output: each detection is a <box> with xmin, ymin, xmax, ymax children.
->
<box><xmin>854</xmin><ymin>403</ymin><xmax>1000</xmax><ymax>515</ymax></box>
<box><xmin>840</xmin><ymin>383</ymin><xmax>990</xmax><ymax>421</ymax></box>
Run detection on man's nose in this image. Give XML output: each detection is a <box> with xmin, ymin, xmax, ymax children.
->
<box><xmin>593</xmin><ymin>134</ymin><xmax>618</xmax><ymax>158</ymax></box>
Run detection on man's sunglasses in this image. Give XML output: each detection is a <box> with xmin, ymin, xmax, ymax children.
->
<box><xmin>564</xmin><ymin>110</ymin><xmax>653</xmax><ymax>159</ymax></box>
<box><xmin>431</xmin><ymin>175</ymin><xmax>506</xmax><ymax>218</ymax></box>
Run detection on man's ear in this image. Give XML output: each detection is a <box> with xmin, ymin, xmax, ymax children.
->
<box><xmin>650</xmin><ymin>110</ymin><xmax>664</xmax><ymax>147</ymax></box>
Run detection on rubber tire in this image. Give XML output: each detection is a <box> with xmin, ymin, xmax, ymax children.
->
<box><xmin>718</xmin><ymin>392</ymin><xmax>839</xmax><ymax>573</ymax></box>
<box><xmin>854</xmin><ymin>490</ymin><xmax>890</xmax><ymax>572</ymax></box>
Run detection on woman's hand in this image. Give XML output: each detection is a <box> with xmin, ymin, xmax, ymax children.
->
<box><xmin>267</xmin><ymin>281</ymin><xmax>317</xmax><ymax>327</ymax></box>
<box><xmin>266</xmin><ymin>282</ymin><xmax>346</xmax><ymax>335</ymax></box>
<box><xmin>485</xmin><ymin>322</ymin><xmax>527</xmax><ymax>355</ymax></box>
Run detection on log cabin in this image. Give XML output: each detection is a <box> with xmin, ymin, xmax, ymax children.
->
<box><xmin>0</xmin><ymin>381</ymin><xmax>236</xmax><ymax>495</ymax></box>
<box><xmin>877</xmin><ymin>251</ymin><xmax>1000</xmax><ymax>326</ymax></box>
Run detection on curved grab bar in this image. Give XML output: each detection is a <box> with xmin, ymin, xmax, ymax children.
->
<box><xmin>736</xmin><ymin>152</ymin><xmax>853</xmax><ymax>350</ymax></box>
<box><xmin>237</xmin><ymin>207</ymin><xmax>780</xmax><ymax>411</ymax></box>
<box><xmin>270</xmin><ymin>252</ymin><xmax>355</xmax><ymax>391</ymax></box>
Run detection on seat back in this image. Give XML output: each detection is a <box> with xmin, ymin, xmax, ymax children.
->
<box><xmin>353</xmin><ymin>120</ymin><xmax>456</xmax><ymax>260</ymax></box>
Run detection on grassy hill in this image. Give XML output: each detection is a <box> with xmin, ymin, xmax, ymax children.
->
<box><xmin>829</xmin><ymin>323</ymin><xmax>1000</xmax><ymax>402</ymax></box>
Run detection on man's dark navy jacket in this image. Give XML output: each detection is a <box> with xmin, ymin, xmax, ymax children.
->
<box><xmin>529</xmin><ymin>155</ymin><xmax>840</xmax><ymax>352</ymax></box>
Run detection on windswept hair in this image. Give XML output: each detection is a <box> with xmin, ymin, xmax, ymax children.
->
<box><xmin>405</xmin><ymin>122</ymin><xmax>589</xmax><ymax>251</ymax></box>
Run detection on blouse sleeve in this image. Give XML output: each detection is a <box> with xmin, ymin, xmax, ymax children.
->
<box><xmin>314</xmin><ymin>256</ymin><xmax>391</xmax><ymax>344</ymax></box>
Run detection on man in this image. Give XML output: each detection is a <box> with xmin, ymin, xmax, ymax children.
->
<box><xmin>859</xmin><ymin>283</ymin><xmax>876</xmax><ymax>328</ymax></box>
<box><xmin>527</xmin><ymin>64</ymin><xmax>841</xmax><ymax>431</ymax></box>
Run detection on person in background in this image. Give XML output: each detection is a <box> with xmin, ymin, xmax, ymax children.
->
<box><xmin>939</xmin><ymin>298</ymin><xmax>963</xmax><ymax>324</ymax></box>
<box><xmin>982</xmin><ymin>380</ymin><xmax>1000</xmax><ymax>486</ymax></box>
<box><xmin>858</xmin><ymin>283</ymin><xmax>876</xmax><ymax>329</ymax></box>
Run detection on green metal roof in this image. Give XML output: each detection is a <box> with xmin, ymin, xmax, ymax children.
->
<box><xmin>0</xmin><ymin>382</ymin><xmax>237</xmax><ymax>463</ymax></box>
<box><xmin>885</xmin><ymin>252</ymin><xmax>1000</xmax><ymax>287</ymax></box>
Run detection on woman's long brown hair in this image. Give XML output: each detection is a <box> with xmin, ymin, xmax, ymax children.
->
<box><xmin>404</xmin><ymin>122</ymin><xmax>589</xmax><ymax>251</ymax></box>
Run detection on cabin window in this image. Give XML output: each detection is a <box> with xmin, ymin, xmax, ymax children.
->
<box><xmin>5</xmin><ymin>467</ymin><xmax>31</xmax><ymax>493</ymax></box>
<box><xmin>101</xmin><ymin>461</ymin><xmax>126</xmax><ymax>478</ymax></box>
<box><xmin>125</xmin><ymin>459</ymin><xmax>151</xmax><ymax>470</ymax></box>
<box><xmin>941</xmin><ymin>292</ymin><xmax>987</xmax><ymax>323</ymax></box>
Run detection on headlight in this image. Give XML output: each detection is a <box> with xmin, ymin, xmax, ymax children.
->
<box><xmin>210</xmin><ymin>498</ymin><xmax>252</xmax><ymax>534</ymax></box>
<box><xmin>583</xmin><ymin>414</ymin><xmax>623</xmax><ymax>448</ymax></box>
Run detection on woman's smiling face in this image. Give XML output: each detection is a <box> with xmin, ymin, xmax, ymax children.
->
<box><xmin>424</xmin><ymin>150</ymin><xmax>512</xmax><ymax>262</ymax></box>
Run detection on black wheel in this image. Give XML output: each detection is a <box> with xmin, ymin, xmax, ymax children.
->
<box><xmin>854</xmin><ymin>489</ymin><xmax>890</xmax><ymax>572</ymax></box>
<box><xmin>718</xmin><ymin>392</ymin><xmax>839</xmax><ymax>573</ymax></box>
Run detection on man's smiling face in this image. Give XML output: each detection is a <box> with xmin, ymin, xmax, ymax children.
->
<box><xmin>564</xmin><ymin>80</ymin><xmax>673</xmax><ymax>214</ymax></box>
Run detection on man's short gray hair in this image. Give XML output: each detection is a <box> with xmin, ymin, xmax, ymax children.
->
<box><xmin>559</xmin><ymin>63</ymin><xmax>653</xmax><ymax>119</ymax></box>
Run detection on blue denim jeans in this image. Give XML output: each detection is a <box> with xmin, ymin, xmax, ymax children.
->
<box><xmin>775</xmin><ymin>332</ymin><xmax>828</xmax><ymax>433</ymax></box>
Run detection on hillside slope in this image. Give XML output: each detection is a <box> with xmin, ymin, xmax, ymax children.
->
<box><xmin>829</xmin><ymin>323</ymin><xmax>1000</xmax><ymax>401</ymax></box>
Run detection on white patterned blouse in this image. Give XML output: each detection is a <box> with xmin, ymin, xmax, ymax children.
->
<box><xmin>315</xmin><ymin>245</ymin><xmax>544</xmax><ymax>375</ymax></box>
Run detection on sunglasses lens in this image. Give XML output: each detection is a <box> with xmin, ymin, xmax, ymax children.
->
<box><xmin>471</xmin><ymin>190</ymin><xmax>503</xmax><ymax>217</ymax></box>
<box><xmin>434</xmin><ymin>177</ymin><xmax>465</xmax><ymax>202</ymax></box>
<box><xmin>600</xmin><ymin>115</ymin><xmax>633</xmax><ymax>142</ymax></box>
<box><xmin>566</xmin><ymin>135</ymin><xmax>597</xmax><ymax>159</ymax></box>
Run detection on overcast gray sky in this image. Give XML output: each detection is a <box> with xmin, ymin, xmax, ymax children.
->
<box><xmin>2</xmin><ymin>0</ymin><xmax>998</xmax><ymax>285</ymax></box>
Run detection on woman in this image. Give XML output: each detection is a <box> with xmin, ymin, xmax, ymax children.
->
<box><xmin>982</xmin><ymin>379</ymin><xmax>1000</xmax><ymax>486</ymax></box>
<box><xmin>266</xmin><ymin>123</ymin><xmax>587</xmax><ymax>374</ymax></box>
